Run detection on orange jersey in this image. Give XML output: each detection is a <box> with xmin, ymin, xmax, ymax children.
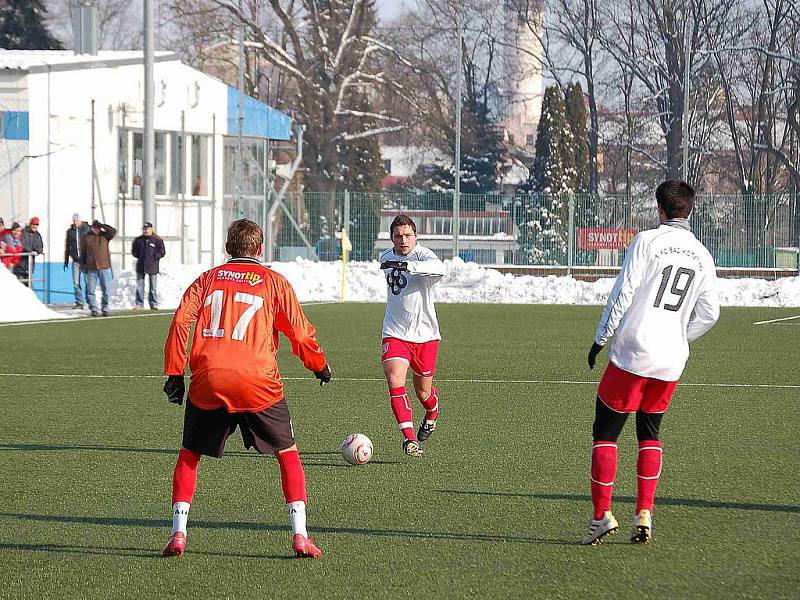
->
<box><xmin>164</xmin><ymin>257</ymin><xmax>327</xmax><ymax>413</ymax></box>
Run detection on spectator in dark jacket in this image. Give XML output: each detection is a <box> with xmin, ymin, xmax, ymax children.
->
<box><xmin>64</xmin><ymin>214</ymin><xmax>90</xmax><ymax>308</ymax></box>
<box><xmin>16</xmin><ymin>216</ymin><xmax>44</xmax><ymax>281</ymax></box>
<box><xmin>131</xmin><ymin>221</ymin><xmax>165</xmax><ymax>310</ymax></box>
<box><xmin>81</xmin><ymin>220</ymin><xmax>116</xmax><ymax>317</ymax></box>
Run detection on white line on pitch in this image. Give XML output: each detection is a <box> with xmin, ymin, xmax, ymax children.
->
<box><xmin>0</xmin><ymin>302</ymin><xmax>334</xmax><ymax>328</ymax></box>
<box><xmin>0</xmin><ymin>311</ymin><xmax>171</xmax><ymax>327</ymax></box>
<box><xmin>753</xmin><ymin>314</ymin><xmax>800</xmax><ymax>325</ymax></box>
<box><xmin>0</xmin><ymin>372</ymin><xmax>797</xmax><ymax>389</ymax></box>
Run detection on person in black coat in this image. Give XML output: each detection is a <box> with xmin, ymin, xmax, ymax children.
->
<box><xmin>64</xmin><ymin>214</ymin><xmax>90</xmax><ymax>308</ymax></box>
<box><xmin>131</xmin><ymin>222</ymin><xmax>166</xmax><ymax>310</ymax></box>
<box><xmin>15</xmin><ymin>217</ymin><xmax>44</xmax><ymax>281</ymax></box>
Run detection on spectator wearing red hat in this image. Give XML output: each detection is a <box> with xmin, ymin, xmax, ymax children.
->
<box><xmin>17</xmin><ymin>217</ymin><xmax>44</xmax><ymax>282</ymax></box>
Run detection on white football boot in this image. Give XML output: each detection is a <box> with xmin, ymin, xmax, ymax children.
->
<box><xmin>581</xmin><ymin>511</ymin><xmax>619</xmax><ymax>545</ymax></box>
<box><xmin>630</xmin><ymin>509</ymin><xmax>653</xmax><ymax>544</ymax></box>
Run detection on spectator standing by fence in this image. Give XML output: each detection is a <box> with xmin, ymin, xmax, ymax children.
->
<box><xmin>17</xmin><ymin>217</ymin><xmax>44</xmax><ymax>281</ymax></box>
<box><xmin>132</xmin><ymin>222</ymin><xmax>165</xmax><ymax>310</ymax></box>
<box><xmin>65</xmin><ymin>214</ymin><xmax>90</xmax><ymax>308</ymax></box>
<box><xmin>81</xmin><ymin>220</ymin><xmax>116</xmax><ymax>317</ymax></box>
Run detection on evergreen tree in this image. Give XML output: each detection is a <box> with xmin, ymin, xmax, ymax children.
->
<box><xmin>514</xmin><ymin>85</ymin><xmax>569</xmax><ymax>264</ymax></box>
<box><xmin>525</xmin><ymin>85</ymin><xmax>567</xmax><ymax>193</ymax></box>
<box><xmin>0</xmin><ymin>0</ymin><xmax>63</xmax><ymax>50</ymax></box>
<box><xmin>419</xmin><ymin>58</ymin><xmax>506</xmax><ymax>209</ymax></box>
<box><xmin>564</xmin><ymin>82</ymin><xmax>590</xmax><ymax>193</ymax></box>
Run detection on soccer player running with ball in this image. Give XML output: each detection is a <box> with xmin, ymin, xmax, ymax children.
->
<box><xmin>161</xmin><ymin>219</ymin><xmax>332</xmax><ymax>558</ymax></box>
<box><xmin>582</xmin><ymin>181</ymin><xmax>720</xmax><ymax>545</ymax></box>
<box><xmin>380</xmin><ymin>215</ymin><xmax>446</xmax><ymax>458</ymax></box>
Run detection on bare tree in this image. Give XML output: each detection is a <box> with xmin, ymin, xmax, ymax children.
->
<box><xmin>699</xmin><ymin>0</ymin><xmax>799</xmax><ymax>193</ymax></box>
<box><xmin>170</xmin><ymin>0</ymin><xmax>408</xmax><ymax>191</ymax></box>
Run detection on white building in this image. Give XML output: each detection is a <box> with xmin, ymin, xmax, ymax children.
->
<box><xmin>380</xmin><ymin>144</ymin><xmax>451</xmax><ymax>181</ymax></box>
<box><xmin>0</xmin><ymin>50</ymin><xmax>293</xmax><ymax>301</ymax></box>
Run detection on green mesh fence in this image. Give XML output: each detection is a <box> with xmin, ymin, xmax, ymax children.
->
<box><xmin>224</xmin><ymin>192</ymin><xmax>799</xmax><ymax>270</ymax></box>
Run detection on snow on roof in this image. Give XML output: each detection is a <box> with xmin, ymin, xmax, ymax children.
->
<box><xmin>0</xmin><ymin>50</ymin><xmax>178</xmax><ymax>72</ymax></box>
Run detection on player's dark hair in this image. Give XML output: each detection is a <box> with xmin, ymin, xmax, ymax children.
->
<box><xmin>390</xmin><ymin>214</ymin><xmax>416</xmax><ymax>236</ymax></box>
<box><xmin>226</xmin><ymin>219</ymin><xmax>263</xmax><ymax>258</ymax></box>
<box><xmin>655</xmin><ymin>180</ymin><xmax>695</xmax><ymax>219</ymax></box>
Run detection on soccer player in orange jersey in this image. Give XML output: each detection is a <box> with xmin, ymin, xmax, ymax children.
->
<box><xmin>161</xmin><ymin>219</ymin><xmax>332</xmax><ymax>559</ymax></box>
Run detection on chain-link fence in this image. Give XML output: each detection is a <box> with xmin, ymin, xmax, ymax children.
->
<box><xmin>226</xmin><ymin>191</ymin><xmax>799</xmax><ymax>272</ymax></box>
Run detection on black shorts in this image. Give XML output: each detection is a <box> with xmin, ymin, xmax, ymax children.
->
<box><xmin>181</xmin><ymin>397</ymin><xmax>295</xmax><ymax>458</ymax></box>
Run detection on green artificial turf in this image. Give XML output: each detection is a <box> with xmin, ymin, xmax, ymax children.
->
<box><xmin>0</xmin><ymin>304</ymin><xmax>798</xmax><ymax>599</ymax></box>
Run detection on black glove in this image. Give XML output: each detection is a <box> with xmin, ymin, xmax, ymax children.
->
<box><xmin>380</xmin><ymin>260</ymin><xmax>408</xmax><ymax>271</ymax></box>
<box><xmin>163</xmin><ymin>375</ymin><xmax>186</xmax><ymax>405</ymax></box>
<box><xmin>313</xmin><ymin>364</ymin><xmax>332</xmax><ymax>387</ymax></box>
<box><xmin>587</xmin><ymin>342</ymin><xmax>604</xmax><ymax>370</ymax></box>
<box><xmin>63</xmin><ymin>263</ymin><xmax>68</xmax><ymax>271</ymax></box>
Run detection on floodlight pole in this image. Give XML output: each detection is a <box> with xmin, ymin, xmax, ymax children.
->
<box><xmin>143</xmin><ymin>0</ymin><xmax>155</xmax><ymax>225</ymax></box>
<box><xmin>236</xmin><ymin>0</ymin><xmax>245</xmax><ymax>219</ymax></box>
<box><xmin>453</xmin><ymin>0</ymin><xmax>464</xmax><ymax>259</ymax></box>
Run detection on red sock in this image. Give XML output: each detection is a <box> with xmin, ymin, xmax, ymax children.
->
<box><xmin>277</xmin><ymin>449</ymin><xmax>308</xmax><ymax>504</ymax></box>
<box><xmin>420</xmin><ymin>387</ymin><xmax>439</xmax><ymax>420</ymax></box>
<box><xmin>590</xmin><ymin>441</ymin><xmax>618</xmax><ymax>519</ymax></box>
<box><xmin>172</xmin><ymin>447</ymin><xmax>201</xmax><ymax>504</ymax></box>
<box><xmin>390</xmin><ymin>386</ymin><xmax>416</xmax><ymax>441</ymax></box>
<box><xmin>636</xmin><ymin>441</ymin><xmax>663</xmax><ymax>513</ymax></box>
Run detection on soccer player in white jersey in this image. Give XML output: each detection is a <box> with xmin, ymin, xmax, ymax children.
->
<box><xmin>581</xmin><ymin>180</ymin><xmax>720</xmax><ymax>545</ymax></box>
<box><xmin>379</xmin><ymin>215</ymin><xmax>446</xmax><ymax>458</ymax></box>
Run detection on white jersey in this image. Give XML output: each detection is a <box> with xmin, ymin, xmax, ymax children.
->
<box><xmin>380</xmin><ymin>244</ymin><xmax>446</xmax><ymax>343</ymax></box>
<box><xmin>595</xmin><ymin>221</ymin><xmax>720</xmax><ymax>381</ymax></box>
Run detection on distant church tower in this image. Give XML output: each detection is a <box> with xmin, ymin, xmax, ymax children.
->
<box><xmin>502</xmin><ymin>0</ymin><xmax>544</xmax><ymax>153</ymax></box>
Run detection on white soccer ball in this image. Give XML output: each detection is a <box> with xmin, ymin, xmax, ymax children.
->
<box><xmin>341</xmin><ymin>433</ymin><xmax>373</xmax><ymax>465</ymax></box>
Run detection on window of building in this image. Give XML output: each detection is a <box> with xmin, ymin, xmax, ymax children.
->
<box><xmin>132</xmin><ymin>132</ymin><xmax>143</xmax><ymax>195</ymax></box>
<box><xmin>526</xmin><ymin>134</ymin><xmax>535</xmax><ymax>146</ymax></box>
<box><xmin>118</xmin><ymin>130</ymin><xmax>128</xmax><ymax>194</ymax></box>
<box><xmin>190</xmin><ymin>135</ymin><xmax>209</xmax><ymax>196</ymax></box>
<box><xmin>169</xmin><ymin>133</ymin><xmax>185</xmax><ymax>195</ymax></box>
<box><xmin>245</xmin><ymin>140</ymin><xmax>266</xmax><ymax>196</ymax></box>
<box><xmin>155</xmin><ymin>132</ymin><xmax>167</xmax><ymax>195</ymax></box>
<box><xmin>223</xmin><ymin>141</ymin><xmax>236</xmax><ymax>196</ymax></box>
<box><xmin>383</xmin><ymin>159</ymin><xmax>392</xmax><ymax>174</ymax></box>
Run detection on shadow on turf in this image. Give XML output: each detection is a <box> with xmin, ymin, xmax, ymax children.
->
<box><xmin>0</xmin><ymin>542</ymin><xmax>294</xmax><ymax>561</ymax></box>
<box><xmin>435</xmin><ymin>489</ymin><xmax>800</xmax><ymax>514</ymax></box>
<box><xmin>0</xmin><ymin>513</ymin><xmax>574</xmax><ymax>547</ymax></box>
<box><xmin>0</xmin><ymin>443</ymin><xmax>400</xmax><ymax>467</ymax></box>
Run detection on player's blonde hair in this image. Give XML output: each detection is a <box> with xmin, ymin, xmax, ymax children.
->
<box><xmin>226</xmin><ymin>219</ymin><xmax>263</xmax><ymax>258</ymax></box>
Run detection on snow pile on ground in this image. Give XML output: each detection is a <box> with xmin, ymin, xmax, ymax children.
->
<box><xmin>716</xmin><ymin>275</ymin><xmax>800</xmax><ymax>306</ymax></box>
<box><xmin>109</xmin><ymin>264</ymin><xmax>207</xmax><ymax>311</ymax></box>
<box><xmin>0</xmin><ymin>266</ymin><xmax>68</xmax><ymax>322</ymax></box>
<box><xmin>103</xmin><ymin>258</ymin><xmax>800</xmax><ymax>310</ymax></box>
<box><xmin>5</xmin><ymin>257</ymin><xmax>795</xmax><ymax>323</ymax></box>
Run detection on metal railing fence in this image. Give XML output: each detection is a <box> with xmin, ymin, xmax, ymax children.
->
<box><xmin>224</xmin><ymin>191</ymin><xmax>799</xmax><ymax>271</ymax></box>
<box><xmin>0</xmin><ymin>251</ymin><xmax>48</xmax><ymax>292</ymax></box>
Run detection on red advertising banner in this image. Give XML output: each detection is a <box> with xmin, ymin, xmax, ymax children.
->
<box><xmin>577</xmin><ymin>228</ymin><xmax>638</xmax><ymax>250</ymax></box>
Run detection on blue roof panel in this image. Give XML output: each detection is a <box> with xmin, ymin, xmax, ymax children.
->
<box><xmin>227</xmin><ymin>87</ymin><xmax>292</xmax><ymax>140</ymax></box>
